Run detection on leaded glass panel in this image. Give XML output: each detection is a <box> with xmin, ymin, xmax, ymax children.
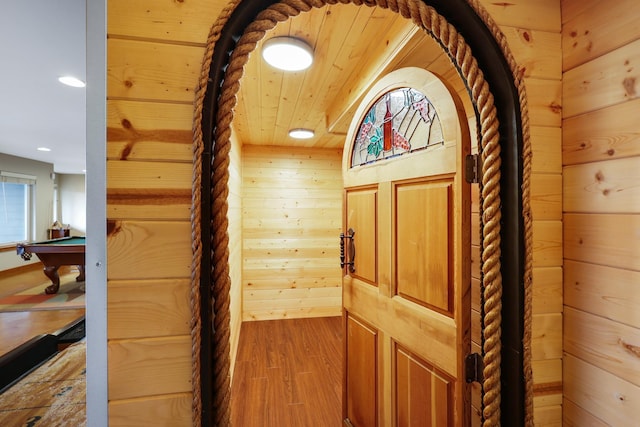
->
<box><xmin>350</xmin><ymin>87</ymin><xmax>444</xmax><ymax>167</ymax></box>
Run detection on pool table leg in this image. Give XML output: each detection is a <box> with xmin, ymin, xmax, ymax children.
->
<box><xmin>43</xmin><ymin>266</ymin><xmax>61</xmax><ymax>294</ymax></box>
<box><xmin>76</xmin><ymin>265</ymin><xmax>86</xmax><ymax>282</ymax></box>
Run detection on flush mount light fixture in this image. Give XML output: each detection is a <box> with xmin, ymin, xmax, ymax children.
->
<box><xmin>262</xmin><ymin>37</ymin><xmax>314</xmax><ymax>71</ymax></box>
<box><xmin>288</xmin><ymin>128</ymin><xmax>315</xmax><ymax>139</ymax></box>
<box><xmin>58</xmin><ymin>76</ymin><xmax>86</xmax><ymax>88</ymax></box>
<box><xmin>37</xmin><ymin>147</ymin><xmax>51</xmax><ymax>152</ymax></box>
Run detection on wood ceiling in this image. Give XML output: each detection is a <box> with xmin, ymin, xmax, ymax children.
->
<box><xmin>234</xmin><ymin>4</ymin><xmax>466</xmax><ymax>149</ymax></box>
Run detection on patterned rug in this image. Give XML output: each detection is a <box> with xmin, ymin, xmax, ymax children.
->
<box><xmin>0</xmin><ymin>279</ymin><xmax>85</xmax><ymax>312</ymax></box>
<box><xmin>0</xmin><ymin>340</ymin><xmax>86</xmax><ymax>426</ymax></box>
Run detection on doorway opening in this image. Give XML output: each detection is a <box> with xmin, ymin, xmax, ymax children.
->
<box><xmin>195</xmin><ymin>0</ymin><xmax>531</xmax><ymax>425</ymax></box>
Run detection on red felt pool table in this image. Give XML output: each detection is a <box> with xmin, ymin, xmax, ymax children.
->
<box><xmin>16</xmin><ymin>236</ymin><xmax>86</xmax><ymax>294</ymax></box>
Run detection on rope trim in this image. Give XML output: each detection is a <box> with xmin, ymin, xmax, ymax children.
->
<box><xmin>192</xmin><ymin>1</ymin><xmax>242</xmax><ymax>425</ymax></box>
<box><xmin>191</xmin><ymin>0</ymin><xmax>533</xmax><ymax>425</ymax></box>
<box><xmin>463</xmin><ymin>1</ymin><xmax>534</xmax><ymax>423</ymax></box>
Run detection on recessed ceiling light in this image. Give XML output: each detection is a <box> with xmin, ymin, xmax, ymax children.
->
<box><xmin>37</xmin><ymin>147</ymin><xmax>51</xmax><ymax>152</ymax></box>
<box><xmin>289</xmin><ymin>128</ymin><xmax>315</xmax><ymax>139</ymax></box>
<box><xmin>262</xmin><ymin>37</ymin><xmax>314</xmax><ymax>71</ymax></box>
<box><xmin>58</xmin><ymin>76</ymin><xmax>86</xmax><ymax>88</ymax></box>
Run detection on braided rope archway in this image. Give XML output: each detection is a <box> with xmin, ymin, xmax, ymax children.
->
<box><xmin>191</xmin><ymin>0</ymin><xmax>534</xmax><ymax>426</ymax></box>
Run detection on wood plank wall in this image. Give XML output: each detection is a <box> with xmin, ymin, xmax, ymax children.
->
<box><xmin>241</xmin><ymin>145</ymin><xmax>343</xmax><ymax>321</ymax></box>
<box><xmin>106</xmin><ymin>1</ymin><xmax>225</xmax><ymax>424</ymax></box>
<box><xmin>561</xmin><ymin>1</ymin><xmax>640</xmax><ymax>426</ymax></box>
<box><xmin>103</xmin><ymin>0</ymin><xmax>567</xmax><ymax>424</ymax></box>
<box><xmin>229</xmin><ymin>129</ymin><xmax>243</xmax><ymax>375</ymax></box>
<box><xmin>450</xmin><ymin>1</ymin><xmax>563</xmax><ymax>424</ymax></box>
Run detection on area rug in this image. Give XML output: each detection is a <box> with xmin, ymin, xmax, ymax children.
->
<box><xmin>0</xmin><ymin>340</ymin><xmax>86</xmax><ymax>426</ymax></box>
<box><xmin>0</xmin><ymin>279</ymin><xmax>85</xmax><ymax>312</ymax></box>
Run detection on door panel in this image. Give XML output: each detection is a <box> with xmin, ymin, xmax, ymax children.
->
<box><xmin>396</xmin><ymin>345</ymin><xmax>452</xmax><ymax>427</ymax></box>
<box><xmin>346</xmin><ymin>314</ymin><xmax>378</xmax><ymax>427</ymax></box>
<box><xmin>395</xmin><ymin>179</ymin><xmax>453</xmax><ymax>313</ymax></box>
<box><xmin>346</xmin><ymin>188</ymin><xmax>378</xmax><ymax>285</ymax></box>
<box><xmin>342</xmin><ymin>68</ymin><xmax>470</xmax><ymax>426</ymax></box>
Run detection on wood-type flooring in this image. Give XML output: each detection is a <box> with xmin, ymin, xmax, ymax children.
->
<box><xmin>0</xmin><ymin>309</ymin><xmax>85</xmax><ymax>357</ymax></box>
<box><xmin>0</xmin><ymin>265</ymin><xmax>85</xmax><ymax>357</ymax></box>
<box><xmin>231</xmin><ymin>316</ymin><xmax>343</xmax><ymax>427</ymax></box>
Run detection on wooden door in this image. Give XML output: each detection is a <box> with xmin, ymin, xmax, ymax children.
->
<box><xmin>341</xmin><ymin>68</ymin><xmax>471</xmax><ymax>426</ymax></box>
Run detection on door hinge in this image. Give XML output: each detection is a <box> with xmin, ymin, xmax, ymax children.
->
<box><xmin>343</xmin><ymin>418</ymin><xmax>355</xmax><ymax>427</ymax></box>
<box><xmin>465</xmin><ymin>353</ymin><xmax>484</xmax><ymax>383</ymax></box>
<box><xmin>465</xmin><ymin>153</ymin><xmax>480</xmax><ymax>184</ymax></box>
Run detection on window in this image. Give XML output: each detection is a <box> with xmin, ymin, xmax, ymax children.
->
<box><xmin>351</xmin><ymin>87</ymin><xmax>444</xmax><ymax>168</ymax></box>
<box><xmin>0</xmin><ymin>171</ymin><xmax>36</xmax><ymax>244</ymax></box>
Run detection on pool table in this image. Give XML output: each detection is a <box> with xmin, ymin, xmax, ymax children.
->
<box><xmin>16</xmin><ymin>236</ymin><xmax>86</xmax><ymax>294</ymax></box>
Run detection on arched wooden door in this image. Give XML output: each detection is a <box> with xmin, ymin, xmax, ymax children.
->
<box><xmin>341</xmin><ymin>68</ymin><xmax>471</xmax><ymax>426</ymax></box>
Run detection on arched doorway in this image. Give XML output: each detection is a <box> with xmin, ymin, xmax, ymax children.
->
<box><xmin>195</xmin><ymin>0</ymin><xmax>532</xmax><ymax>425</ymax></box>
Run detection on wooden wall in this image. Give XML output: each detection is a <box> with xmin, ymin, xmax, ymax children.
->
<box><xmin>103</xmin><ymin>0</ymin><xmax>567</xmax><ymax>424</ymax></box>
<box><xmin>561</xmin><ymin>1</ymin><xmax>640</xmax><ymax>425</ymax></box>
<box><xmin>241</xmin><ymin>145</ymin><xmax>343</xmax><ymax>321</ymax></box>
<box><xmin>106</xmin><ymin>1</ymin><xmax>224</xmax><ymax>424</ymax></box>
<box><xmin>228</xmin><ymin>128</ymin><xmax>243</xmax><ymax>375</ymax></box>
<box><xmin>449</xmin><ymin>1</ymin><xmax>563</xmax><ymax>424</ymax></box>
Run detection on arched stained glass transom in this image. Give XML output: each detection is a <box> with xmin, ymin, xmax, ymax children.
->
<box><xmin>351</xmin><ymin>87</ymin><xmax>444</xmax><ymax>167</ymax></box>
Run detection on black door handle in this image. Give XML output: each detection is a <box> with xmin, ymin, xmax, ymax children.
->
<box><xmin>340</xmin><ymin>228</ymin><xmax>356</xmax><ymax>273</ymax></box>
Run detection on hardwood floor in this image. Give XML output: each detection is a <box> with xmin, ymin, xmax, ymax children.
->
<box><xmin>0</xmin><ymin>265</ymin><xmax>85</xmax><ymax>357</ymax></box>
<box><xmin>0</xmin><ymin>264</ymin><xmax>50</xmax><ymax>298</ymax></box>
<box><xmin>231</xmin><ymin>316</ymin><xmax>343</xmax><ymax>427</ymax></box>
<box><xmin>0</xmin><ymin>309</ymin><xmax>85</xmax><ymax>356</ymax></box>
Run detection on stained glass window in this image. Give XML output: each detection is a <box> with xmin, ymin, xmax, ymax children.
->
<box><xmin>350</xmin><ymin>87</ymin><xmax>444</xmax><ymax>167</ymax></box>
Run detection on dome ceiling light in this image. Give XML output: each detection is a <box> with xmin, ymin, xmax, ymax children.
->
<box><xmin>288</xmin><ymin>128</ymin><xmax>315</xmax><ymax>139</ymax></box>
<box><xmin>262</xmin><ymin>37</ymin><xmax>314</xmax><ymax>71</ymax></box>
<box><xmin>58</xmin><ymin>76</ymin><xmax>86</xmax><ymax>88</ymax></box>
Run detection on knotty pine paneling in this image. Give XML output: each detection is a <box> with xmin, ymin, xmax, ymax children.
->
<box><xmin>564</xmin><ymin>354</ymin><xmax>640</xmax><ymax>426</ymax></box>
<box><xmin>107</xmin><ymin>100</ymin><xmax>194</xmax><ymax>163</ymax></box>
<box><xmin>532</xmin><ymin>359</ymin><xmax>562</xmax><ymax>397</ymax></box>
<box><xmin>563</xmin><ymin>157</ymin><xmax>640</xmax><ymax>213</ymax></box>
<box><xmin>108</xmin><ymin>335</ymin><xmax>192</xmax><ymax>401</ymax></box>
<box><xmin>562</xmin><ymin>5</ymin><xmax>640</xmax><ymax>424</ymax></box>
<box><xmin>531</xmin><ymin>126</ymin><xmax>562</xmax><ymax>174</ymax></box>
<box><xmin>107</xmin><ymin>279</ymin><xmax>191</xmax><ymax>340</ymax></box>
<box><xmin>106</xmin><ymin>0</ymin><xmax>204</xmax><ymax>418</ymax></box>
<box><xmin>564</xmin><ymin>307</ymin><xmax>640</xmax><ymax>387</ymax></box>
<box><xmin>107</xmin><ymin>38</ymin><xmax>203</xmax><ymax>103</ymax></box>
<box><xmin>228</xmin><ymin>129</ymin><xmax>243</xmax><ymax>376</ymax></box>
<box><xmin>532</xmin><ymin>221</ymin><xmax>563</xmax><ymax>267</ymax></box>
<box><xmin>562</xmin><ymin>398</ymin><xmax>609</xmax><ymax>427</ymax></box>
<box><xmin>531</xmin><ymin>174</ymin><xmax>562</xmax><ymax>220</ymax></box>
<box><xmin>564</xmin><ymin>260</ymin><xmax>639</xmax><ymax>329</ymax></box>
<box><xmin>563</xmin><ymin>38</ymin><xmax>640</xmax><ymax>118</ymax></box>
<box><xmin>242</xmin><ymin>145</ymin><xmax>342</xmax><ymax>321</ymax></box>
<box><xmin>501</xmin><ymin>27</ymin><xmax>561</xmax><ymax>79</ymax></box>
<box><xmin>107</xmin><ymin>220</ymin><xmax>192</xmax><ymax>280</ymax></box>
<box><xmin>532</xmin><ymin>313</ymin><xmax>562</xmax><ymax>360</ymax></box>
<box><xmin>533</xmin><ymin>406</ymin><xmax>562</xmax><ymax>427</ymax></box>
<box><xmin>564</xmin><ymin>213</ymin><xmax>640</xmax><ymax>271</ymax></box>
<box><xmin>562</xmin><ymin>98</ymin><xmax>640</xmax><ymax>166</ymax></box>
<box><xmin>109</xmin><ymin>393</ymin><xmax>192</xmax><ymax>427</ymax></box>
<box><xmin>562</xmin><ymin>0</ymin><xmax>640</xmax><ymax>71</ymax></box>
<box><xmin>479</xmin><ymin>0</ymin><xmax>561</xmax><ymax>32</ymax></box>
<box><xmin>531</xmin><ymin>267</ymin><xmax>563</xmax><ymax>315</ymax></box>
<box><xmin>107</xmin><ymin>160</ymin><xmax>192</xmax><ymax>220</ymax></box>
<box><xmin>524</xmin><ymin>78</ymin><xmax>563</xmax><ymax>127</ymax></box>
<box><xmin>108</xmin><ymin>0</ymin><xmax>222</xmax><ymax>44</ymax></box>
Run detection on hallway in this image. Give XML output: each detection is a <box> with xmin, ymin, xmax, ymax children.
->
<box><xmin>231</xmin><ymin>316</ymin><xmax>342</xmax><ymax>427</ymax></box>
